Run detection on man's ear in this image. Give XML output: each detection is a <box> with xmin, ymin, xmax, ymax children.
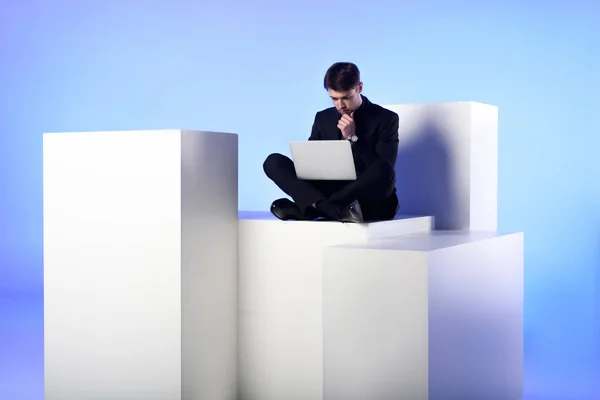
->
<box><xmin>357</xmin><ymin>82</ymin><xmax>363</xmax><ymax>93</ymax></box>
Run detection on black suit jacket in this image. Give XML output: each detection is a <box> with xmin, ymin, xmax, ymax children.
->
<box><xmin>308</xmin><ymin>95</ymin><xmax>400</xmax><ymax>174</ymax></box>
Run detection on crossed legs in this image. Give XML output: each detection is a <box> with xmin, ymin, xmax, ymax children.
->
<box><xmin>263</xmin><ymin>153</ymin><xmax>398</xmax><ymax>222</ymax></box>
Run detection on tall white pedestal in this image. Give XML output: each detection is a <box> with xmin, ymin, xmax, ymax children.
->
<box><xmin>322</xmin><ymin>231</ymin><xmax>524</xmax><ymax>400</ymax></box>
<box><xmin>238</xmin><ymin>212</ymin><xmax>433</xmax><ymax>400</ymax></box>
<box><xmin>383</xmin><ymin>102</ymin><xmax>498</xmax><ymax>230</ymax></box>
<box><xmin>43</xmin><ymin>129</ymin><xmax>238</xmax><ymax>400</ymax></box>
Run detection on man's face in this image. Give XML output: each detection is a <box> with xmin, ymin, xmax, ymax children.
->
<box><xmin>328</xmin><ymin>83</ymin><xmax>363</xmax><ymax>115</ymax></box>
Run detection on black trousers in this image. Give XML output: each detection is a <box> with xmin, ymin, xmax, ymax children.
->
<box><xmin>263</xmin><ymin>153</ymin><xmax>399</xmax><ymax>221</ymax></box>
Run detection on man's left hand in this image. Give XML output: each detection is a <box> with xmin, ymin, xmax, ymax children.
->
<box><xmin>337</xmin><ymin>112</ymin><xmax>356</xmax><ymax>139</ymax></box>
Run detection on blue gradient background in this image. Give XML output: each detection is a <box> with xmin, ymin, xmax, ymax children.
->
<box><xmin>1</xmin><ymin>1</ymin><xmax>599</xmax><ymax>398</ymax></box>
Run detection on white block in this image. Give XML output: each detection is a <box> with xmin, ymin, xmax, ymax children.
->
<box><xmin>383</xmin><ymin>102</ymin><xmax>498</xmax><ymax>230</ymax></box>
<box><xmin>43</xmin><ymin>129</ymin><xmax>238</xmax><ymax>400</ymax></box>
<box><xmin>238</xmin><ymin>212</ymin><xmax>433</xmax><ymax>400</ymax></box>
<box><xmin>323</xmin><ymin>231</ymin><xmax>524</xmax><ymax>400</ymax></box>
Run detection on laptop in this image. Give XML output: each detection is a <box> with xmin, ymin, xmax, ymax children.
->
<box><xmin>289</xmin><ymin>140</ymin><xmax>357</xmax><ymax>180</ymax></box>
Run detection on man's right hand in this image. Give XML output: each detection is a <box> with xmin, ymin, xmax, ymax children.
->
<box><xmin>337</xmin><ymin>112</ymin><xmax>356</xmax><ymax>140</ymax></box>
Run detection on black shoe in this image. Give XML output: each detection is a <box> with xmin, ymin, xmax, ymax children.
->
<box><xmin>270</xmin><ymin>198</ymin><xmax>318</xmax><ymax>221</ymax></box>
<box><xmin>335</xmin><ymin>200</ymin><xmax>364</xmax><ymax>223</ymax></box>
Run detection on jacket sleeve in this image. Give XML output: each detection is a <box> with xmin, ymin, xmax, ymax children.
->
<box><xmin>308</xmin><ymin>112</ymin><xmax>321</xmax><ymax>140</ymax></box>
<box><xmin>352</xmin><ymin>112</ymin><xmax>399</xmax><ymax>168</ymax></box>
<box><xmin>374</xmin><ymin>112</ymin><xmax>400</xmax><ymax>166</ymax></box>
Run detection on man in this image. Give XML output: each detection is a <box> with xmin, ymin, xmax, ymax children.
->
<box><xmin>263</xmin><ymin>62</ymin><xmax>400</xmax><ymax>223</ymax></box>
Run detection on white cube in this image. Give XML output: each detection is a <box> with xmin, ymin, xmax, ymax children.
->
<box><xmin>43</xmin><ymin>129</ymin><xmax>238</xmax><ymax>400</ymax></box>
<box><xmin>322</xmin><ymin>231</ymin><xmax>524</xmax><ymax>400</ymax></box>
<box><xmin>383</xmin><ymin>102</ymin><xmax>498</xmax><ymax>231</ymax></box>
<box><xmin>238</xmin><ymin>213</ymin><xmax>433</xmax><ymax>400</ymax></box>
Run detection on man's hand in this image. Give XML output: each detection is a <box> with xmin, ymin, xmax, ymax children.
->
<box><xmin>337</xmin><ymin>111</ymin><xmax>356</xmax><ymax>139</ymax></box>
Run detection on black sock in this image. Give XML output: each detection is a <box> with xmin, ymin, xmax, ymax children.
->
<box><xmin>301</xmin><ymin>205</ymin><xmax>320</xmax><ymax>220</ymax></box>
<box><xmin>315</xmin><ymin>200</ymin><xmax>338</xmax><ymax>220</ymax></box>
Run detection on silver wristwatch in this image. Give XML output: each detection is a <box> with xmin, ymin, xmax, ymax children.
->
<box><xmin>348</xmin><ymin>134</ymin><xmax>358</xmax><ymax>143</ymax></box>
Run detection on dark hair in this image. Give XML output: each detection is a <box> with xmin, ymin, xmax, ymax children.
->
<box><xmin>323</xmin><ymin>62</ymin><xmax>360</xmax><ymax>91</ymax></box>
